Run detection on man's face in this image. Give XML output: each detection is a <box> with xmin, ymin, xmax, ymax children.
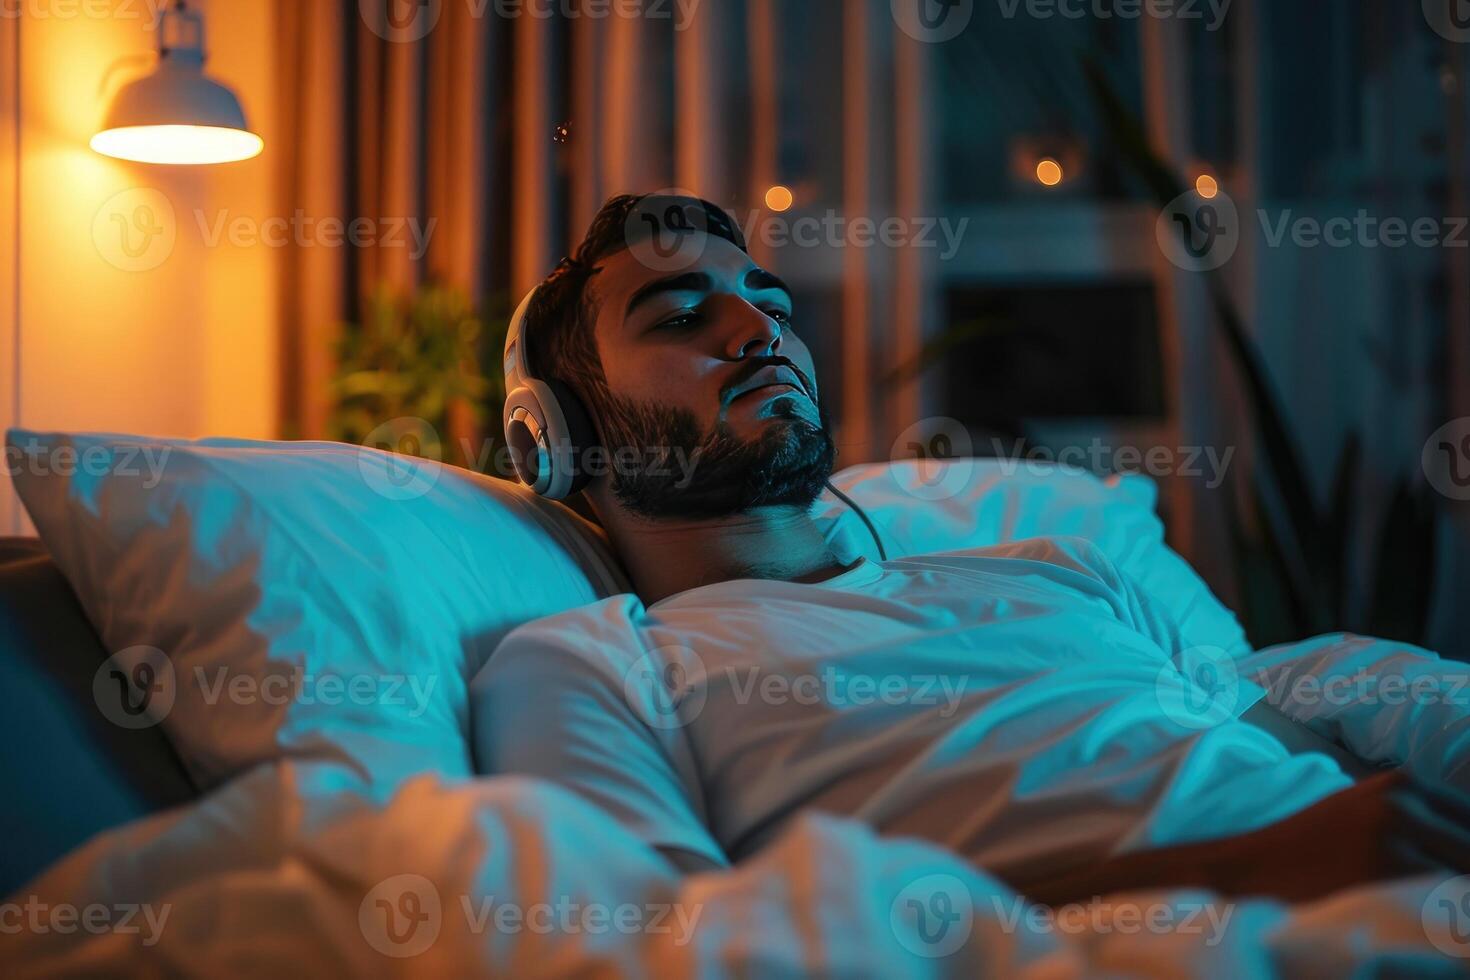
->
<box><xmin>581</xmin><ymin>233</ymin><xmax>835</xmax><ymax>518</ymax></box>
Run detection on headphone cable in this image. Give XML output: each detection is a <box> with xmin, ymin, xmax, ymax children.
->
<box><xmin>823</xmin><ymin>480</ymin><xmax>888</xmax><ymax>562</ymax></box>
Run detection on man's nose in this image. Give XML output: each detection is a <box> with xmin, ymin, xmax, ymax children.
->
<box><xmin>724</xmin><ymin>302</ymin><xmax>783</xmax><ymax>360</ymax></box>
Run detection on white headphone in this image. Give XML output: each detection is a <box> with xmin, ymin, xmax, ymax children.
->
<box><xmin>501</xmin><ymin>286</ymin><xmax>598</xmax><ymax>499</ymax></box>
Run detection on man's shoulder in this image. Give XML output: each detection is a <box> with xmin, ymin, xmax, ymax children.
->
<box><xmin>489</xmin><ymin>592</ymin><xmax>651</xmax><ymax>673</ymax></box>
<box><xmin>902</xmin><ymin>534</ymin><xmax>1121</xmax><ymax>581</ymax></box>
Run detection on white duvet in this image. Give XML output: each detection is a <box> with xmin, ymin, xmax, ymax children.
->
<box><xmin>4</xmin><ymin>770</ymin><xmax>1467</xmax><ymax>975</ymax></box>
<box><xmin>9</xmin><ymin>629</ymin><xmax>1470</xmax><ymax>976</ymax></box>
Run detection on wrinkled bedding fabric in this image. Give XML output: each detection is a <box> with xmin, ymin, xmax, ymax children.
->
<box><xmin>4</xmin><ymin>758</ymin><xmax>1466</xmax><ymax>978</ymax></box>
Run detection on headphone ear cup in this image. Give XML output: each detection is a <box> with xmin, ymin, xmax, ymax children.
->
<box><xmin>544</xmin><ymin>379</ymin><xmax>598</xmax><ymax>495</ymax></box>
<box><xmin>503</xmin><ymin>383</ymin><xmax>554</xmax><ymax>495</ymax></box>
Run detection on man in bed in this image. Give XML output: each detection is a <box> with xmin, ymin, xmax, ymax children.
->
<box><xmin>473</xmin><ymin>193</ymin><xmax>1470</xmax><ymax>906</ymax></box>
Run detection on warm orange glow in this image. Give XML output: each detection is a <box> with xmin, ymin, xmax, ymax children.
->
<box><xmin>91</xmin><ymin>125</ymin><xmax>264</xmax><ymax>165</ymax></box>
<box><xmin>1035</xmin><ymin>158</ymin><xmax>1063</xmax><ymax>187</ymax></box>
<box><xmin>764</xmin><ymin>185</ymin><xmax>794</xmax><ymax>212</ymax></box>
<box><xmin>1195</xmin><ymin>173</ymin><xmax>1219</xmax><ymax>199</ymax></box>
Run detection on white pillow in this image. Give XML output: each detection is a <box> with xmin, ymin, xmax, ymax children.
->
<box><xmin>813</xmin><ymin>459</ymin><xmax>1250</xmax><ymax>658</ymax></box>
<box><xmin>6</xmin><ymin>429</ymin><xmax>626</xmax><ymax>795</ymax></box>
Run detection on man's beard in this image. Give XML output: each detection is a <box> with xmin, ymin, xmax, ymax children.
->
<box><xmin>591</xmin><ymin>385</ymin><xmax>836</xmax><ymax>520</ymax></box>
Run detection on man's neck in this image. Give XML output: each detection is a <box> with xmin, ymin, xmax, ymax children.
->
<box><xmin>594</xmin><ymin>501</ymin><xmax>850</xmax><ymax>606</ymax></box>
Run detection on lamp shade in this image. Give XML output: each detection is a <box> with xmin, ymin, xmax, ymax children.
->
<box><xmin>91</xmin><ymin>4</ymin><xmax>262</xmax><ymax>165</ymax></box>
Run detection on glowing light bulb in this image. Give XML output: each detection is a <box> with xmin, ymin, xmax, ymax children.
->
<box><xmin>764</xmin><ymin>185</ymin><xmax>794</xmax><ymax>212</ymax></box>
<box><xmin>1035</xmin><ymin>158</ymin><xmax>1063</xmax><ymax>187</ymax></box>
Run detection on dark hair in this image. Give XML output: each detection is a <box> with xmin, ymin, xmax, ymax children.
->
<box><xmin>521</xmin><ymin>195</ymin><xmax>641</xmax><ymax>407</ymax></box>
<box><xmin>522</xmin><ymin>193</ymin><xmax>746</xmax><ymax>409</ymax></box>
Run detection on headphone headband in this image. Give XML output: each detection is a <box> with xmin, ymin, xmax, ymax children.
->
<box><xmin>502</xmin><ymin>286</ymin><xmax>537</xmax><ymax>400</ymax></box>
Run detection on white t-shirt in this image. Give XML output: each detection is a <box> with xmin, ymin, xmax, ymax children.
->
<box><xmin>471</xmin><ymin>537</ymin><xmax>1354</xmax><ymax>884</ymax></box>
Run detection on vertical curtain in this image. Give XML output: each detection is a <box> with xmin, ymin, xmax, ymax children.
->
<box><xmin>269</xmin><ymin>0</ymin><xmax>952</xmax><ymax>473</ymax></box>
<box><xmin>274</xmin><ymin>0</ymin><xmax>496</xmax><ymax>441</ymax></box>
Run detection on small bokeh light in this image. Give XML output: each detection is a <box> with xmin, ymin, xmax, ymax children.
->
<box><xmin>765</xmin><ymin>184</ymin><xmax>795</xmax><ymax>212</ymax></box>
<box><xmin>1035</xmin><ymin>158</ymin><xmax>1063</xmax><ymax>187</ymax></box>
<box><xmin>1195</xmin><ymin>173</ymin><xmax>1219</xmax><ymax>199</ymax></box>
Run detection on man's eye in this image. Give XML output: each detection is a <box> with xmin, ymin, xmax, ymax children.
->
<box><xmin>658</xmin><ymin>312</ymin><xmax>701</xmax><ymax>330</ymax></box>
<box><xmin>765</xmin><ymin>309</ymin><xmax>792</xmax><ymax>324</ymax></box>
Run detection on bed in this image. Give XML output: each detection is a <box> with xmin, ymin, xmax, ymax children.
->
<box><xmin>2</xmin><ymin>429</ymin><xmax>1467</xmax><ymax>977</ymax></box>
